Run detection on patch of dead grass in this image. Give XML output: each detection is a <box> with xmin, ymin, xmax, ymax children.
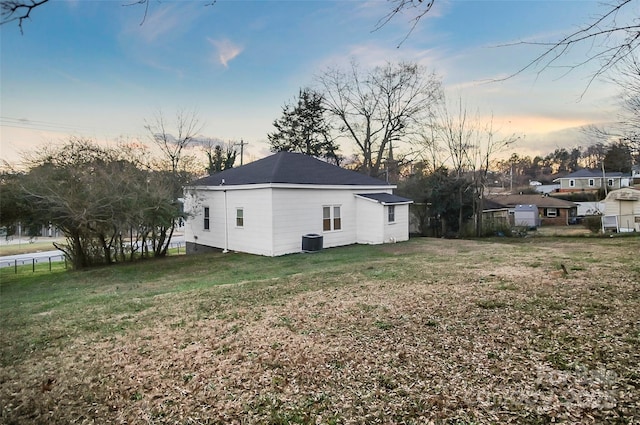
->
<box><xmin>1</xmin><ymin>237</ymin><xmax>639</xmax><ymax>424</ymax></box>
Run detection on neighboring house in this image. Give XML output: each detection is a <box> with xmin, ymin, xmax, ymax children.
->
<box><xmin>602</xmin><ymin>187</ymin><xmax>640</xmax><ymax>232</ymax></box>
<box><xmin>553</xmin><ymin>169</ymin><xmax>628</xmax><ymax>193</ymax></box>
<box><xmin>486</xmin><ymin>194</ymin><xmax>578</xmax><ymax>226</ymax></box>
<box><xmin>183</xmin><ymin>152</ymin><xmax>412</xmax><ymax>257</ymax></box>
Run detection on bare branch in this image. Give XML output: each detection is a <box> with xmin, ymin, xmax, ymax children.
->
<box><xmin>374</xmin><ymin>0</ymin><xmax>435</xmax><ymax>48</ymax></box>
<box><xmin>494</xmin><ymin>0</ymin><xmax>639</xmax><ymax>91</ymax></box>
<box><xmin>1</xmin><ymin>0</ymin><xmax>49</xmax><ymax>33</ymax></box>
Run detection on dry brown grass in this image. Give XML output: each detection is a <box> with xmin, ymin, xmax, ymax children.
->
<box><xmin>1</xmin><ymin>236</ymin><xmax>639</xmax><ymax>424</ymax></box>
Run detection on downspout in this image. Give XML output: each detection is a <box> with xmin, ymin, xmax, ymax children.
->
<box><xmin>222</xmin><ymin>179</ymin><xmax>229</xmax><ymax>253</ymax></box>
<box><xmin>223</xmin><ymin>189</ymin><xmax>229</xmax><ymax>253</ymax></box>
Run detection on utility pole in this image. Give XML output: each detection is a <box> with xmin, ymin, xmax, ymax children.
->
<box><xmin>235</xmin><ymin>139</ymin><xmax>248</xmax><ymax>165</ymax></box>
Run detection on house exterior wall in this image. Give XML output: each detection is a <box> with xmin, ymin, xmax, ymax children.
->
<box><xmin>271</xmin><ymin>188</ymin><xmax>384</xmax><ymax>256</ymax></box>
<box><xmin>538</xmin><ymin>207</ymin><xmax>573</xmax><ymax>226</ymax></box>
<box><xmin>355</xmin><ymin>198</ymin><xmax>384</xmax><ymax>244</ymax></box>
<box><xmin>184</xmin><ymin>187</ymin><xmax>274</xmax><ymax>256</ymax></box>
<box><xmin>558</xmin><ymin>177</ymin><xmax>622</xmax><ymax>192</ymax></box>
<box><xmin>383</xmin><ymin>204</ymin><xmax>410</xmax><ymax>243</ymax></box>
<box><xmin>185</xmin><ymin>185</ymin><xmax>398</xmax><ymax>257</ymax></box>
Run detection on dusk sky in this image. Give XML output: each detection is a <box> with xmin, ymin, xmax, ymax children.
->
<box><xmin>0</xmin><ymin>0</ymin><xmax>631</xmax><ymax>165</ymax></box>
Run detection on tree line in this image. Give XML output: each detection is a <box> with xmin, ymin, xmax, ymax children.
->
<box><xmin>0</xmin><ymin>110</ymin><xmax>238</xmax><ymax>270</ymax></box>
<box><xmin>2</xmin><ymin>55</ymin><xmax>638</xmax><ymax>267</ymax></box>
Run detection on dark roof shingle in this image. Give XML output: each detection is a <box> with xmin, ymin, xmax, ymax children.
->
<box><xmin>486</xmin><ymin>194</ymin><xmax>577</xmax><ymax>208</ymax></box>
<box><xmin>356</xmin><ymin>193</ymin><xmax>413</xmax><ymax>204</ymax></box>
<box><xmin>190</xmin><ymin>152</ymin><xmax>388</xmax><ymax>186</ymax></box>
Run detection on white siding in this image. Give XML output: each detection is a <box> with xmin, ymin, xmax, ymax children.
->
<box><xmin>383</xmin><ymin>204</ymin><xmax>410</xmax><ymax>243</ymax></box>
<box><xmin>225</xmin><ymin>188</ymin><xmax>274</xmax><ymax>256</ymax></box>
<box><xmin>186</xmin><ymin>185</ymin><xmax>403</xmax><ymax>257</ymax></box>
<box><xmin>184</xmin><ymin>188</ymin><xmax>274</xmax><ymax>256</ymax></box>
<box><xmin>604</xmin><ymin>189</ymin><xmax>640</xmax><ymax>232</ymax></box>
<box><xmin>272</xmin><ymin>188</ymin><xmax>388</xmax><ymax>255</ymax></box>
<box><xmin>356</xmin><ymin>197</ymin><xmax>383</xmax><ymax>244</ymax></box>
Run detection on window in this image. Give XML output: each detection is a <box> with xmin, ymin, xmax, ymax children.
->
<box><xmin>236</xmin><ymin>208</ymin><xmax>244</xmax><ymax>227</ymax></box>
<box><xmin>545</xmin><ymin>208</ymin><xmax>558</xmax><ymax>218</ymax></box>
<box><xmin>588</xmin><ymin>179</ymin><xmax>595</xmax><ymax>187</ymax></box>
<box><xmin>203</xmin><ymin>207</ymin><xmax>210</xmax><ymax>230</ymax></box>
<box><xmin>607</xmin><ymin>178</ymin><xmax>614</xmax><ymax>187</ymax></box>
<box><xmin>323</xmin><ymin>206</ymin><xmax>341</xmax><ymax>231</ymax></box>
<box><xmin>569</xmin><ymin>179</ymin><xmax>575</xmax><ymax>187</ymax></box>
<box><xmin>388</xmin><ymin>205</ymin><xmax>395</xmax><ymax>223</ymax></box>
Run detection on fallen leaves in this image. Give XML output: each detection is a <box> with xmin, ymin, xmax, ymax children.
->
<box><xmin>1</xmin><ymin>237</ymin><xmax>639</xmax><ymax>424</ymax></box>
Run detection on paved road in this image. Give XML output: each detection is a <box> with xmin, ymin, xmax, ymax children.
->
<box><xmin>0</xmin><ymin>250</ymin><xmax>65</xmax><ymax>269</ymax></box>
<box><xmin>0</xmin><ymin>236</ymin><xmax>186</xmax><ymax>269</ymax></box>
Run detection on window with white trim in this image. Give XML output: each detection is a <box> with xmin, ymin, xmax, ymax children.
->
<box><xmin>588</xmin><ymin>179</ymin><xmax>595</xmax><ymax>187</ymax></box>
<box><xmin>569</xmin><ymin>179</ymin><xmax>575</xmax><ymax>187</ymax></box>
<box><xmin>545</xmin><ymin>208</ymin><xmax>558</xmax><ymax>218</ymax></box>
<box><xmin>203</xmin><ymin>207</ymin><xmax>210</xmax><ymax>230</ymax></box>
<box><xmin>388</xmin><ymin>205</ymin><xmax>395</xmax><ymax>223</ymax></box>
<box><xmin>607</xmin><ymin>178</ymin><xmax>614</xmax><ymax>187</ymax></box>
<box><xmin>236</xmin><ymin>208</ymin><xmax>244</xmax><ymax>227</ymax></box>
<box><xmin>323</xmin><ymin>206</ymin><xmax>341</xmax><ymax>231</ymax></box>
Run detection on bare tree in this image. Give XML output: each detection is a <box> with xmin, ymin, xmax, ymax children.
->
<box><xmin>318</xmin><ymin>61</ymin><xmax>442</xmax><ymax>177</ymax></box>
<box><xmin>144</xmin><ymin>108</ymin><xmax>203</xmax><ymax>174</ymax></box>
<box><xmin>615</xmin><ymin>54</ymin><xmax>640</xmax><ymax>162</ymax></box>
<box><xmin>422</xmin><ymin>96</ymin><xmax>517</xmax><ymax>234</ymax></box>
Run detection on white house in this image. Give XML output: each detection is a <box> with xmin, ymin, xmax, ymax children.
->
<box><xmin>183</xmin><ymin>152</ymin><xmax>413</xmax><ymax>256</ymax></box>
<box><xmin>602</xmin><ymin>187</ymin><xmax>640</xmax><ymax>233</ymax></box>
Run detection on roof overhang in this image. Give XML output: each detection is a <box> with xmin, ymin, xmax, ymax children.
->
<box><xmin>185</xmin><ymin>183</ymin><xmax>396</xmax><ymax>191</ymax></box>
<box><xmin>355</xmin><ymin>193</ymin><xmax>413</xmax><ymax>205</ymax></box>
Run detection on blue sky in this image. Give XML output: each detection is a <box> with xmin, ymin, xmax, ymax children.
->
<box><xmin>0</xmin><ymin>0</ymin><xmax>628</xmax><ymax>165</ymax></box>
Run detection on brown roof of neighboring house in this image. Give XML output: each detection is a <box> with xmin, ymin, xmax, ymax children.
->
<box><xmin>486</xmin><ymin>194</ymin><xmax>577</xmax><ymax>209</ymax></box>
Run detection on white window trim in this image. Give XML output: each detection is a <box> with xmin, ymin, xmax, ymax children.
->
<box><xmin>388</xmin><ymin>205</ymin><xmax>396</xmax><ymax>223</ymax></box>
<box><xmin>203</xmin><ymin>206</ymin><xmax>210</xmax><ymax>231</ymax></box>
<box><xmin>546</xmin><ymin>208</ymin><xmax>558</xmax><ymax>218</ymax></box>
<box><xmin>569</xmin><ymin>179</ymin><xmax>575</xmax><ymax>187</ymax></box>
<box><xmin>588</xmin><ymin>178</ymin><xmax>595</xmax><ymax>187</ymax></box>
<box><xmin>322</xmin><ymin>205</ymin><xmax>342</xmax><ymax>232</ymax></box>
<box><xmin>236</xmin><ymin>207</ymin><xmax>244</xmax><ymax>228</ymax></box>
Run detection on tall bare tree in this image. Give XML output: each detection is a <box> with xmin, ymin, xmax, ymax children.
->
<box><xmin>144</xmin><ymin>108</ymin><xmax>202</xmax><ymax>256</ymax></box>
<box><xmin>144</xmin><ymin>108</ymin><xmax>203</xmax><ymax>174</ymax></box>
<box><xmin>422</xmin><ymin>96</ymin><xmax>517</xmax><ymax>234</ymax></box>
<box><xmin>318</xmin><ymin>61</ymin><xmax>442</xmax><ymax>177</ymax></box>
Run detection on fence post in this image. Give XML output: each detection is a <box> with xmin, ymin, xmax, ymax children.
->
<box><xmin>32</xmin><ymin>258</ymin><xmax>35</xmax><ymax>273</ymax></box>
<box><xmin>14</xmin><ymin>259</ymin><xmax>17</xmax><ymax>274</ymax></box>
<box><xmin>49</xmin><ymin>257</ymin><xmax>52</xmax><ymax>272</ymax></box>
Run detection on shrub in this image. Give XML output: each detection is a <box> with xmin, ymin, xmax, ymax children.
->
<box><xmin>583</xmin><ymin>215</ymin><xmax>602</xmax><ymax>233</ymax></box>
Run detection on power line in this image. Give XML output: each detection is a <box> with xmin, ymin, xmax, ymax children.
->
<box><xmin>0</xmin><ymin>116</ymin><xmax>97</xmax><ymax>133</ymax></box>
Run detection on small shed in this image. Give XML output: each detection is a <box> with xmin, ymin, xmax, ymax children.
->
<box><xmin>602</xmin><ymin>187</ymin><xmax>640</xmax><ymax>232</ymax></box>
<box><xmin>514</xmin><ymin>204</ymin><xmax>539</xmax><ymax>229</ymax></box>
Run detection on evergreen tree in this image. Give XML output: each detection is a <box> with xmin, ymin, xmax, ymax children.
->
<box><xmin>268</xmin><ymin>88</ymin><xmax>340</xmax><ymax>164</ymax></box>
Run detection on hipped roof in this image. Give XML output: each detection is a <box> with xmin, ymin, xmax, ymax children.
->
<box><xmin>190</xmin><ymin>152</ymin><xmax>390</xmax><ymax>187</ymax></box>
<box><xmin>486</xmin><ymin>194</ymin><xmax>577</xmax><ymax>209</ymax></box>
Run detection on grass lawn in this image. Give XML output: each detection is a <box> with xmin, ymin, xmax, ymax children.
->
<box><xmin>1</xmin><ymin>236</ymin><xmax>639</xmax><ymax>424</ymax></box>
